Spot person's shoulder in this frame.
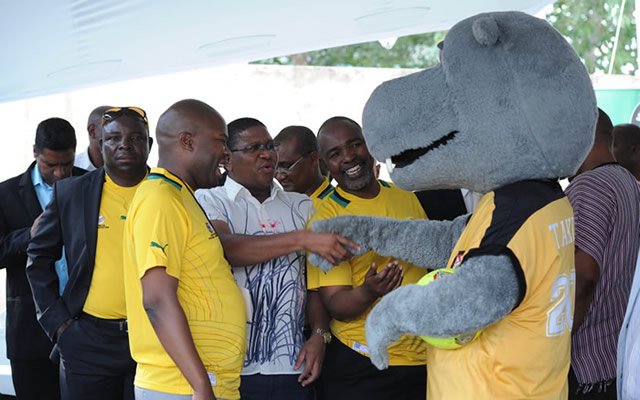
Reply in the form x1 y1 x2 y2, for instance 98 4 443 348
56 167 102 190
195 185 229 206
0 170 26 190
71 166 87 176
277 188 311 203
569 164 635 196
382 179 422 201
311 191 343 220
0 162 38 189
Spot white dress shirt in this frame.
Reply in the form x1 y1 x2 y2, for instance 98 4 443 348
195 177 313 375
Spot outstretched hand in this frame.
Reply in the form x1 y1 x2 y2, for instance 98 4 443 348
304 231 360 266
309 216 372 271
362 261 403 299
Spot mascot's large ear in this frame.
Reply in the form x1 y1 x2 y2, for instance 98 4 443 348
472 15 500 46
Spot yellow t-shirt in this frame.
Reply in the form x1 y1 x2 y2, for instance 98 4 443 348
427 180 574 400
84 172 145 319
123 168 246 399
307 179 334 290
307 180 428 366
309 178 334 210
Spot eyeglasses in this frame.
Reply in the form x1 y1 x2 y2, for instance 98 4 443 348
275 151 312 177
102 107 149 126
229 141 278 154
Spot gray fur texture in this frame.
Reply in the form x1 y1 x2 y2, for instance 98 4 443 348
363 11 596 193
309 214 468 272
365 255 519 369
309 11 597 374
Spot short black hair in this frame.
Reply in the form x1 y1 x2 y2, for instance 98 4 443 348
274 125 317 155
227 117 266 149
613 123 640 144
595 108 614 145
317 116 362 137
34 117 77 153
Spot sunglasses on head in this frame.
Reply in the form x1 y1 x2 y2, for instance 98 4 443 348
102 107 149 126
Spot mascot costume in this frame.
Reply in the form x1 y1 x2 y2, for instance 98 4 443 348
309 11 597 399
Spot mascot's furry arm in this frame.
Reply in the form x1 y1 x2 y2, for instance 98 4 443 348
309 215 522 369
365 254 519 369
308 214 469 272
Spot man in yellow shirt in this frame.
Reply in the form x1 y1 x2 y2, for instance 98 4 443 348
123 99 246 400
307 117 428 400
274 125 333 208
28 107 152 399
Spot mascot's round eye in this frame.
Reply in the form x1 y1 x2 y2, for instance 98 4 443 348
416 268 483 349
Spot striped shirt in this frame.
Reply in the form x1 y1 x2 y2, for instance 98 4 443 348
566 163 640 385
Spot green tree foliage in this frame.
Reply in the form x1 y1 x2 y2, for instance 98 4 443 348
254 31 446 69
546 0 637 74
255 1 638 75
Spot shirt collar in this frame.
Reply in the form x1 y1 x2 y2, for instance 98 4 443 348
224 176 281 202
31 163 51 190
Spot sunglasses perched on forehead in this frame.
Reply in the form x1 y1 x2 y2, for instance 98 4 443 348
102 107 149 126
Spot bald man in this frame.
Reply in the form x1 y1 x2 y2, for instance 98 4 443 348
74 105 112 171
613 123 640 180
123 99 246 400
28 107 152 400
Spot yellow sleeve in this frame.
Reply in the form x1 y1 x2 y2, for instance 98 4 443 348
129 188 189 281
307 258 354 289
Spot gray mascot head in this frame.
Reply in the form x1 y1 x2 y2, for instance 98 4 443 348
363 11 597 193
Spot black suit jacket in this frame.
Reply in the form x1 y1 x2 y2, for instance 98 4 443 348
26 168 104 341
0 162 85 359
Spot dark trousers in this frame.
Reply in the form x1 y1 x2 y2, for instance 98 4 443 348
569 366 617 400
57 314 136 400
240 373 312 400
10 358 60 400
322 339 426 400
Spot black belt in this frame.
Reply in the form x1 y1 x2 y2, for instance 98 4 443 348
79 312 128 333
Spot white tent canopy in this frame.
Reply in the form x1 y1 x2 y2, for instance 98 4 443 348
1 0 552 103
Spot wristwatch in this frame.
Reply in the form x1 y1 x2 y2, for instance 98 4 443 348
313 328 332 344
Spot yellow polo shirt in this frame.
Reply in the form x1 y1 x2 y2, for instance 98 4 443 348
83 172 145 319
123 168 246 399
307 180 429 366
309 178 334 210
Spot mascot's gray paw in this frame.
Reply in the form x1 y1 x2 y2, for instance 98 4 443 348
310 216 370 271
308 252 338 272
365 288 407 370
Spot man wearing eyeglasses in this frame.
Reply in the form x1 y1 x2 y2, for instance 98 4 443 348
27 107 152 400
274 125 334 208
196 118 356 400
0 117 84 400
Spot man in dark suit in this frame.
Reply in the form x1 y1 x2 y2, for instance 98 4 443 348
0 117 84 400
27 107 152 400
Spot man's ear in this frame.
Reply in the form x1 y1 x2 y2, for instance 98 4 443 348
32 145 38 159
88 124 97 140
148 137 154 152
310 151 319 165
179 132 194 151
225 154 234 173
